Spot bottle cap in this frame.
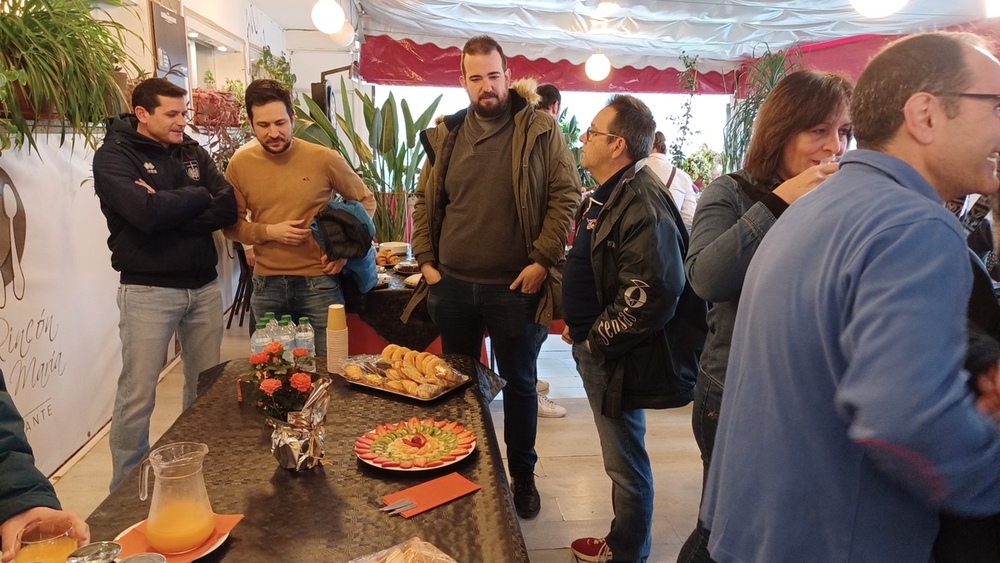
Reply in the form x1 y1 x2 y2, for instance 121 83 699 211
299 317 309 324
278 320 289 326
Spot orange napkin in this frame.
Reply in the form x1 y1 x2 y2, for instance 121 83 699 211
117 514 244 562
382 472 480 518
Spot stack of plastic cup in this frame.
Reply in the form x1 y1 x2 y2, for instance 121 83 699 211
326 304 349 374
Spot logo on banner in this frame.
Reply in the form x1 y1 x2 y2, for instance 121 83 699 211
184 160 200 181
0 167 26 307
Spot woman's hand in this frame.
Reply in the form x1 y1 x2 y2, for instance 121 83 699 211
772 162 840 205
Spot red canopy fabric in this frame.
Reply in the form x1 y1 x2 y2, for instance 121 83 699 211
358 34 737 95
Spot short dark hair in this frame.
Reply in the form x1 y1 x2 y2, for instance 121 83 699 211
245 78 294 122
537 84 561 111
852 32 989 150
462 35 508 77
652 131 667 154
131 78 186 114
606 94 655 161
744 70 853 180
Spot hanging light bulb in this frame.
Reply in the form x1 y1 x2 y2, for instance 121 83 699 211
329 22 356 48
586 51 611 81
850 0 908 18
311 0 346 34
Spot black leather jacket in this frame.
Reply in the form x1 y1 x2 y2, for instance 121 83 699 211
586 162 706 417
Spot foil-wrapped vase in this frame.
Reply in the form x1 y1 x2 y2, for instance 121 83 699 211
268 377 332 470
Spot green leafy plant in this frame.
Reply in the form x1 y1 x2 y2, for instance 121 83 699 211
560 110 596 190
679 144 722 191
669 52 699 168
190 79 251 173
295 77 442 243
0 0 141 155
253 46 295 90
722 47 801 172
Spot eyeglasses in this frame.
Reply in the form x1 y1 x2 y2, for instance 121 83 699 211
583 127 623 143
939 92 1000 116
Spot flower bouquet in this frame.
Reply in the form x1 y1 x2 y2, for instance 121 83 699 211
239 341 318 420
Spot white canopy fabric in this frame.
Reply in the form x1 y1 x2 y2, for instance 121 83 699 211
352 0 988 73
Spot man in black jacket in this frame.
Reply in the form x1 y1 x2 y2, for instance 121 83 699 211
562 95 704 562
93 78 236 491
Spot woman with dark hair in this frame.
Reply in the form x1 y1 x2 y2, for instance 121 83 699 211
677 69 853 562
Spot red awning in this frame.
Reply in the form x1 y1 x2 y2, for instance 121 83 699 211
358 34 737 95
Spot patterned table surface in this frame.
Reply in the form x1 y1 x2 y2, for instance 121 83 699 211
86 355 527 562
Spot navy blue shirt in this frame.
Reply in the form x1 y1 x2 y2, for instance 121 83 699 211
563 165 631 343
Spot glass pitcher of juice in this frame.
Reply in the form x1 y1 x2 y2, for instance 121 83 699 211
139 442 215 554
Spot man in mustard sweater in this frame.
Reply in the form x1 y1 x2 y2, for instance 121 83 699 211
224 79 375 355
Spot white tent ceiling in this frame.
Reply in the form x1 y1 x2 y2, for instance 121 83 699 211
253 0 991 73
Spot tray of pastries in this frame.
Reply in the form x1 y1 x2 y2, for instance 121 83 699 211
341 345 470 401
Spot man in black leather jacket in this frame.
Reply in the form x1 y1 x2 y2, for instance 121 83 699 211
562 95 706 563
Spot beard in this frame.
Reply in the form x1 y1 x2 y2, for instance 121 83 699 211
260 136 292 154
471 91 509 119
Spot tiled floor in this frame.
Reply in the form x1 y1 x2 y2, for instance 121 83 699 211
51 323 703 562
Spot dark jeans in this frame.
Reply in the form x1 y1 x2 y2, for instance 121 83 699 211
678 370 723 563
427 274 545 474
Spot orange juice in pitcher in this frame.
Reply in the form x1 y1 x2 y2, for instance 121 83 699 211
144 499 215 553
140 442 215 553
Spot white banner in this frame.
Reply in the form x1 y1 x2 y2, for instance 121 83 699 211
0 135 122 475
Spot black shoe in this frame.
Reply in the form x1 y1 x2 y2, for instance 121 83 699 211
511 470 540 519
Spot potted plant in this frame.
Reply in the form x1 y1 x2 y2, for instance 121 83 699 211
0 0 140 155
559 109 596 191
191 78 251 172
295 77 442 243
253 46 296 90
722 47 801 172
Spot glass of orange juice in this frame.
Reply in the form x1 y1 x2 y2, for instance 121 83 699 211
14 518 77 563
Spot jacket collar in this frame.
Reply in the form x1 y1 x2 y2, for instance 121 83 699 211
103 113 198 152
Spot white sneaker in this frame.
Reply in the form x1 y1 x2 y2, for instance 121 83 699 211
537 394 567 418
536 379 550 394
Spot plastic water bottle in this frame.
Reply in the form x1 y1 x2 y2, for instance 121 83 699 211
264 312 278 339
294 317 317 371
280 314 296 331
277 319 296 360
250 321 270 354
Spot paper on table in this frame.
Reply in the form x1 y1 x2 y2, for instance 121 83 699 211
116 514 244 563
382 472 480 518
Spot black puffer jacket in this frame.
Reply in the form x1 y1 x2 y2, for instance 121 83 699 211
93 115 236 288
587 162 707 418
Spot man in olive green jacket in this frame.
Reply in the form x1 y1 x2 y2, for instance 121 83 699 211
406 36 579 519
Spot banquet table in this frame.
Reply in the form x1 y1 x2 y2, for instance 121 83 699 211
85 355 529 562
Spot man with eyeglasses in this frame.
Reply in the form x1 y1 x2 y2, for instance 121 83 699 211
407 35 579 519
700 31 1000 562
562 95 705 562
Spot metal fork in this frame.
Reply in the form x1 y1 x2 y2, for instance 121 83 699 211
380 498 415 515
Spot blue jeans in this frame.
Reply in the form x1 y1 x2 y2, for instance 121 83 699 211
109 283 222 491
250 274 344 356
573 342 653 563
427 274 545 474
678 370 723 563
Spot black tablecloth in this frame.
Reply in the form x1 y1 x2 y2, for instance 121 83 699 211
344 273 441 352
86 356 527 562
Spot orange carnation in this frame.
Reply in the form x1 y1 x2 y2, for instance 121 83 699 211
290 372 313 393
293 347 308 358
263 341 283 356
249 352 269 365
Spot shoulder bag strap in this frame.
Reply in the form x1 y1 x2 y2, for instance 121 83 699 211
726 172 770 204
